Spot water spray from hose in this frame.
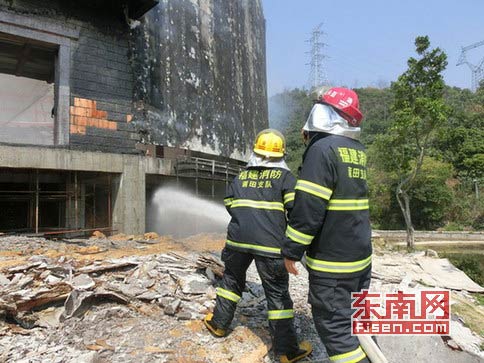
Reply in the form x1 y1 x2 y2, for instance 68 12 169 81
147 186 230 237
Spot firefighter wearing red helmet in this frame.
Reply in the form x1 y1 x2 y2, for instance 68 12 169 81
283 87 372 363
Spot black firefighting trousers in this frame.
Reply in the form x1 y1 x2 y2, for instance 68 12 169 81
211 247 299 356
309 267 372 363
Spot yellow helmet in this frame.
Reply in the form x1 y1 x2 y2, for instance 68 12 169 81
253 128 285 158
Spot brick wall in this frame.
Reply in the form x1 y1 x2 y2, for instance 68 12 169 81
68 10 140 154
0 0 140 154
70 97 128 134
0 0 268 158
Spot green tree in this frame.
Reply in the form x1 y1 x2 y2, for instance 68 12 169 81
356 87 394 145
436 84 484 180
409 157 454 229
375 36 449 249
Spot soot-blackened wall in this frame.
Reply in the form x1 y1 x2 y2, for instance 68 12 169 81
0 0 267 159
131 0 267 159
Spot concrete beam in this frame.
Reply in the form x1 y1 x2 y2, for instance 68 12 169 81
0 10 80 42
0 144 173 235
0 144 171 174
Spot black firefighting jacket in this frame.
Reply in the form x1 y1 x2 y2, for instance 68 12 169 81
282 134 372 278
224 167 296 258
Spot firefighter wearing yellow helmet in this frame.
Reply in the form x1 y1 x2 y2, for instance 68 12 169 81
253 128 286 157
204 129 313 363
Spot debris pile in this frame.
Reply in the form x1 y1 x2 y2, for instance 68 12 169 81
1 253 214 321
0 235 281 362
0 235 483 362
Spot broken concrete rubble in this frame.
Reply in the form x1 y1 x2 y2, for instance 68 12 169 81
0 235 483 362
69 274 95 291
62 289 129 320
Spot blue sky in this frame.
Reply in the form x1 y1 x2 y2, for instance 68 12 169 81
262 0 484 96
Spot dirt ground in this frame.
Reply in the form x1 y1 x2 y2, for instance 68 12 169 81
0 233 226 270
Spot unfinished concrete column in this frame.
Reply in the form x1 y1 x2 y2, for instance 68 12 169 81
112 156 146 235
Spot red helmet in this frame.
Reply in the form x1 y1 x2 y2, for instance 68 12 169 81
320 87 363 127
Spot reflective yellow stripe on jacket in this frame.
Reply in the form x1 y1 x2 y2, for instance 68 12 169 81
283 192 295 205
226 239 281 254
306 255 372 274
285 225 314 245
224 197 233 207
230 199 285 212
327 199 369 211
295 179 333 200
329 346 367 363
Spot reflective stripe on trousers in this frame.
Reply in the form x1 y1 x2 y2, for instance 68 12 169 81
329 346 367 363
216 287 241 303
267 309 294 320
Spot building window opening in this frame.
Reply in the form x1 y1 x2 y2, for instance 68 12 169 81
0 169 115 236
0 32 56 145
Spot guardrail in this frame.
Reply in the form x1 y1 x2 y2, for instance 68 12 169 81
175 156 243 182
372 230 484 241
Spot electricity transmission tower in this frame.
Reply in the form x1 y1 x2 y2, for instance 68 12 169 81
457 40 484 91
306 23 329 90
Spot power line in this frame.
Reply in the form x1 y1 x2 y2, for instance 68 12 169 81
457 40 484 91
306 23 329 90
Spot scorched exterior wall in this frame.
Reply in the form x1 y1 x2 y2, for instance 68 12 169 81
131 0 267 159
0 0 267 158
0 0 267 234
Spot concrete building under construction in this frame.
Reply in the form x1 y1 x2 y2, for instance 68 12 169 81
0 0 267 235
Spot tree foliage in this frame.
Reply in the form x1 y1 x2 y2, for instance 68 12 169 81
356 87 393 145
374 36 449 249
268 37 482 234
435 86 484 179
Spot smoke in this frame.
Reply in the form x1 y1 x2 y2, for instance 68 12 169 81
268 91 296 131
268 88 314 131
147 185 230 238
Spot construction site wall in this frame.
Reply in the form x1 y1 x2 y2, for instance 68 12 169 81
0 0 138 153
130 0 268 159
0 0 266 234
0 0 267 158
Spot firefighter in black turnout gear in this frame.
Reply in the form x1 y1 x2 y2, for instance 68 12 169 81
204 129 312 363
283 88 372 363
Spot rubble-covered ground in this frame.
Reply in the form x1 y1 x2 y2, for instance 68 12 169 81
0 233 483 363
